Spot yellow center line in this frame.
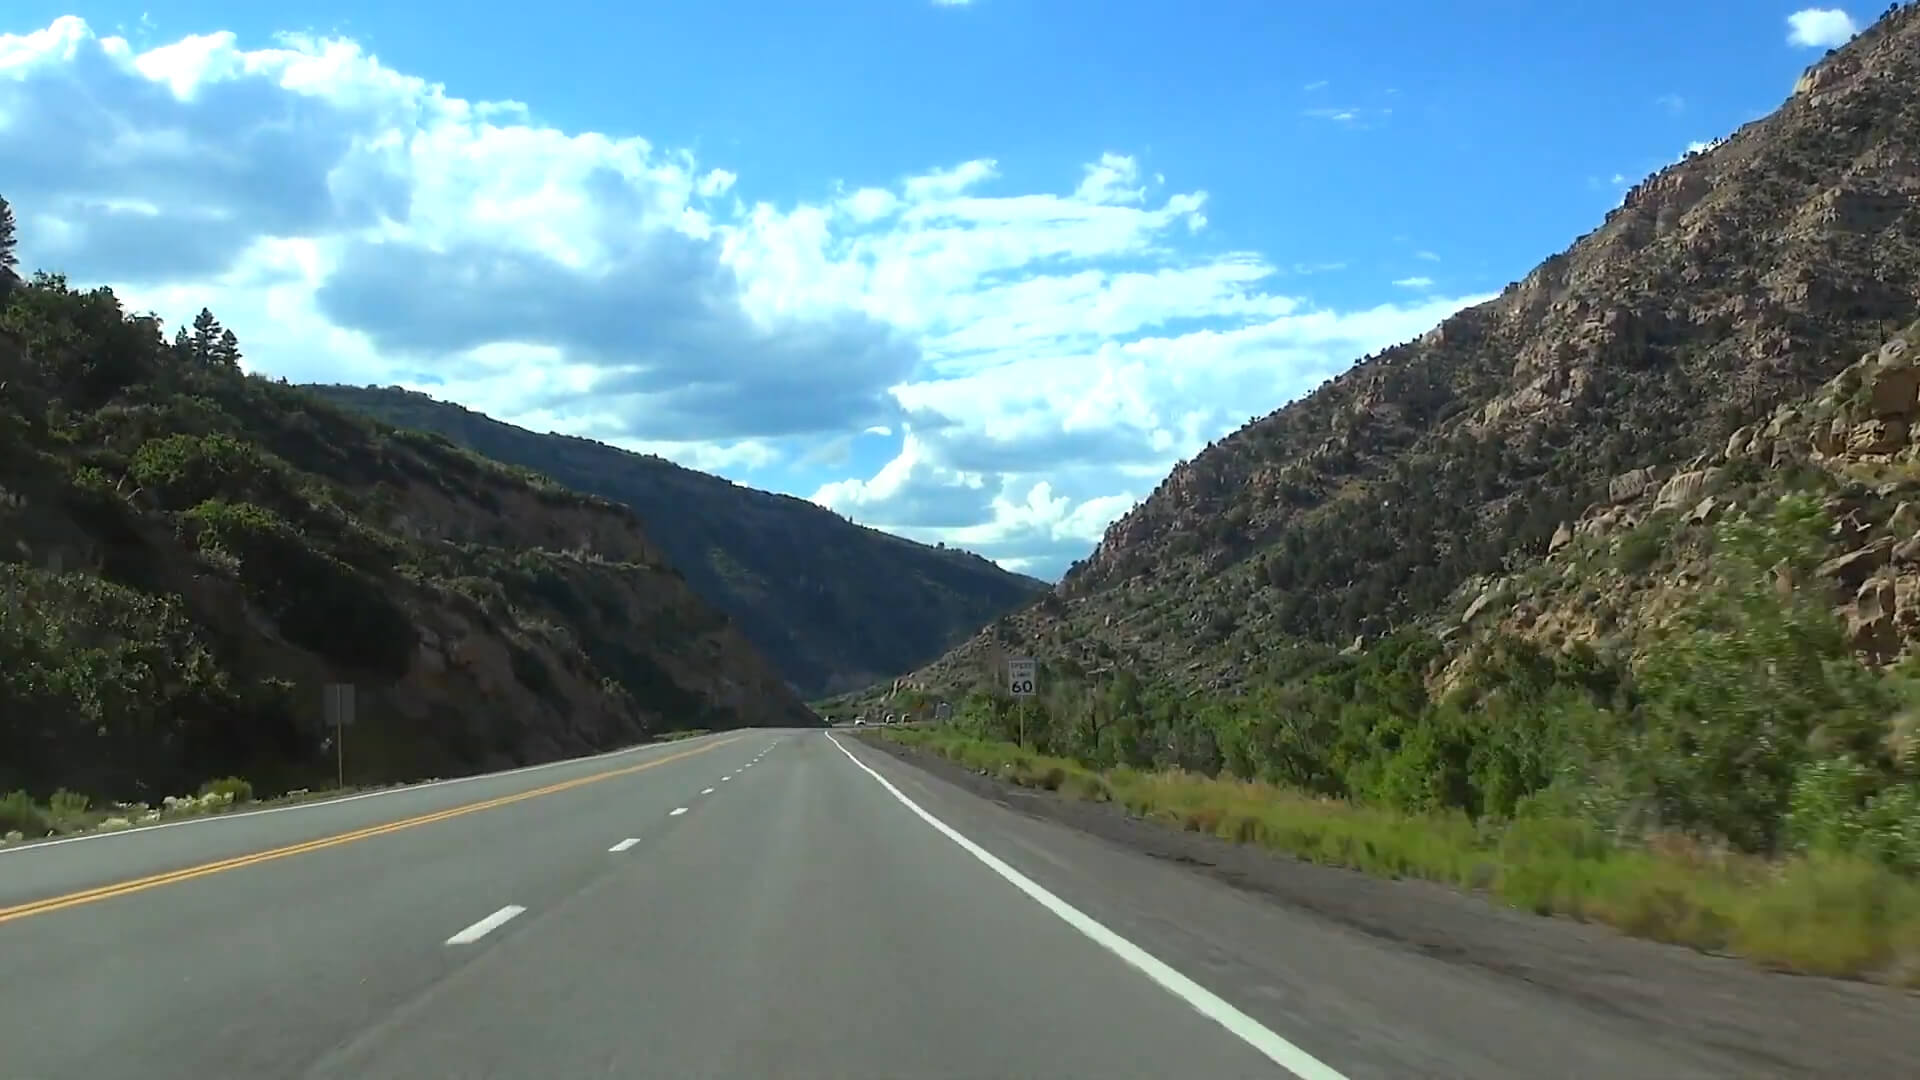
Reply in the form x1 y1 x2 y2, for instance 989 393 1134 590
0 736 740 926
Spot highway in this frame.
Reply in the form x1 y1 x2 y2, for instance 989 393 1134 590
0 729 1902 1078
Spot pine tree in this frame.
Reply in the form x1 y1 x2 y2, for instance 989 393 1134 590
0 195 16 273
172 326 192 359
213 327 241 369
190 308 221 363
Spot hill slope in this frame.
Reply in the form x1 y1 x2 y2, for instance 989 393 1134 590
0 271 813 804
901 4 1920 701
306 384 1048 698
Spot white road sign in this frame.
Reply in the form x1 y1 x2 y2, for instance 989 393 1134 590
1008 657 1036 698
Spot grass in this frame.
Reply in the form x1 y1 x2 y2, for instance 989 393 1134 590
871 727 1920 986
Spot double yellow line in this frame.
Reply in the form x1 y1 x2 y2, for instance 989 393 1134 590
0 736 738 926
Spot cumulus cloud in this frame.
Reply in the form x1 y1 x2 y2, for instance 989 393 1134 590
0 16 1487 580
1786 8 1859 48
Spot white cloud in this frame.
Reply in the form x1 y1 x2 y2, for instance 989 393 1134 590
1786 8 1859 47
0 16 1486 581
1302 79 1328 91
1301 104 1392 129
1392 276 1434 289
1678 138 1727 162
1414 250 1440 262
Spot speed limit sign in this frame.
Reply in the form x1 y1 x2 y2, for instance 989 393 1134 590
1008 657 1036 698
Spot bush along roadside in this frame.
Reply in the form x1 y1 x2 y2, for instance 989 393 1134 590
873 496 1920 985
0 775 258 843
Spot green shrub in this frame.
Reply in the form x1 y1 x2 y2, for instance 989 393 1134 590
130 432 282 511
198 776 254 804
0 790 48 835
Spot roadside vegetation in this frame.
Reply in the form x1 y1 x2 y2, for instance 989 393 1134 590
0 727 717 848
873 494 1920 984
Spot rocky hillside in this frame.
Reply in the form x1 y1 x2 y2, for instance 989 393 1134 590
306 384 1048 698
0 271 813 804
895 3 1920 701
1442 319 1920 680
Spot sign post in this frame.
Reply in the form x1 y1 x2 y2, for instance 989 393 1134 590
1008 657 1036 748
323 683 356 788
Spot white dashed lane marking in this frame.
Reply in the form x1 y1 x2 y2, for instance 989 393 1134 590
608 838 640 852
670 807 688 817
446 905 525 946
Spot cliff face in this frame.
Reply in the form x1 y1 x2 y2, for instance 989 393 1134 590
893 3 1920 701
0 277 812 802
309 384 1049 698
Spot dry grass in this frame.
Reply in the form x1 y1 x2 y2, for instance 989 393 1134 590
874 728 1920 986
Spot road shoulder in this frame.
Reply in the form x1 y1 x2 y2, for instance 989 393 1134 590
854 733 1920 1080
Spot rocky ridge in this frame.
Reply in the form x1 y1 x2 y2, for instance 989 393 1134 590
881 3 1920 705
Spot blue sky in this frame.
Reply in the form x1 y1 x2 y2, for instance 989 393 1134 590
0 2 1871 578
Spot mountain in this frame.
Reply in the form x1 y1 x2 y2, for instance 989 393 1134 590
898 4 1920 702
0 272 813 804
306 384 1049 698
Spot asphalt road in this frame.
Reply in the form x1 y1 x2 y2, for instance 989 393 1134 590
0 729 1852 1078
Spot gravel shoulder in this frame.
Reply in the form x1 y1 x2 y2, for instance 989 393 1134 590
860 734 1920 1080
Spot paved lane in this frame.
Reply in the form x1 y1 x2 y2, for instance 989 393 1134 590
0 731 750 910
5 729 1900 1078
299 732 1302 1080
0 731 771 1079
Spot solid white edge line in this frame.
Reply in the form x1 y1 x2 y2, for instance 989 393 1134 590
0 731 731 856
608 838 641 852
446 904 526 945
670 807 688 816
824 734 1349 1080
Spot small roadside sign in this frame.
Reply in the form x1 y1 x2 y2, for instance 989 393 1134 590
934 701 952 722
324 682 355 788
1008 657 1036 698
323 683 356 727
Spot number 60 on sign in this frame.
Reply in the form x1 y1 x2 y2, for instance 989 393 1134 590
1008 657 1037 698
